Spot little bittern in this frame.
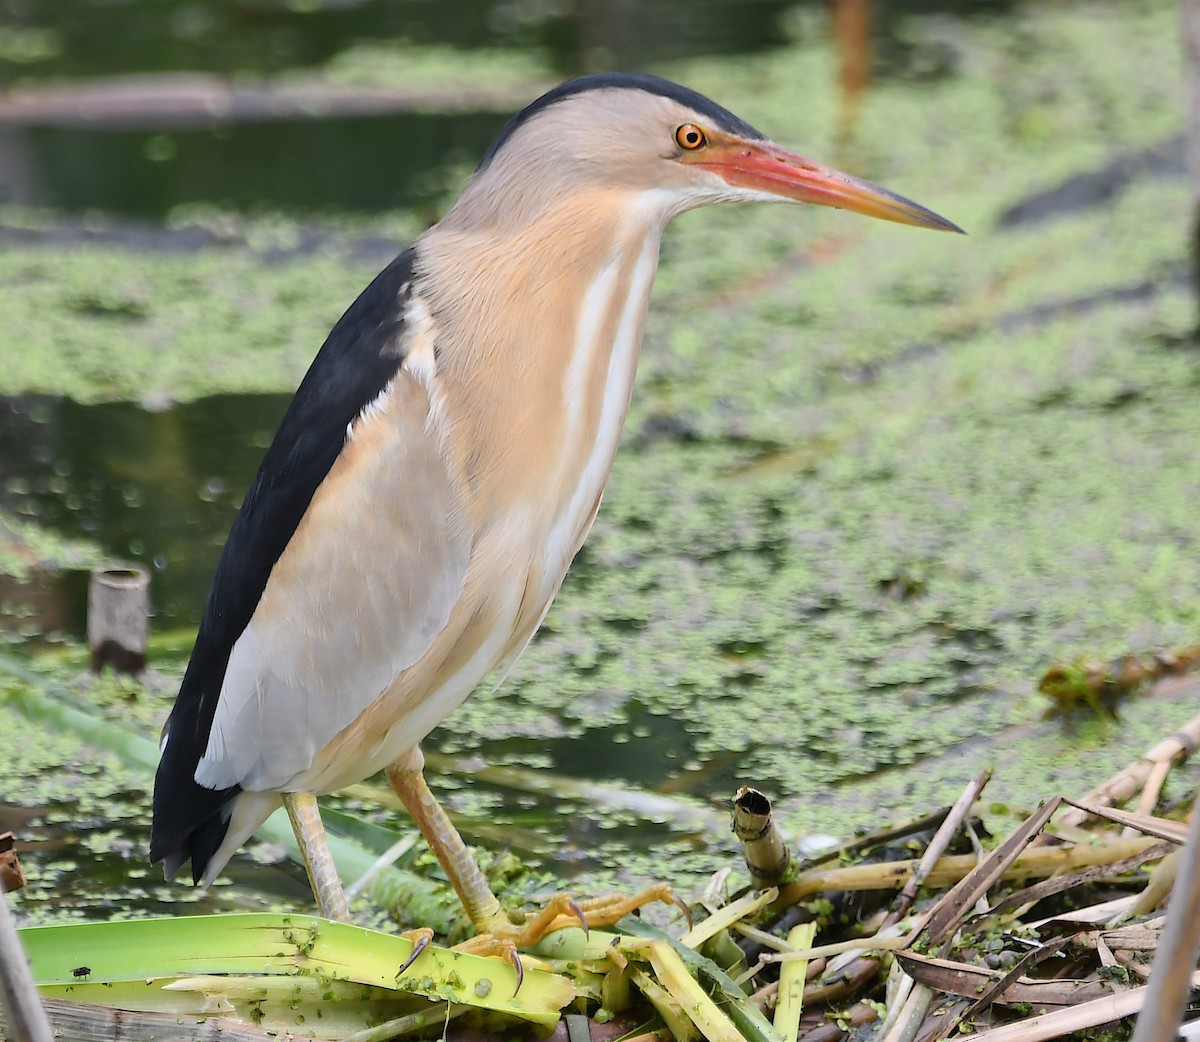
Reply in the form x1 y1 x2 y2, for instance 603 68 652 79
152 73 961 939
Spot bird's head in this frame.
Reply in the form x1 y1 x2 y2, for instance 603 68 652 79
447 73 963 235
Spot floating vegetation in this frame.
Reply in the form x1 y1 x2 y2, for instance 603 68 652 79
5 655 1200 1041
9 617 1196 1028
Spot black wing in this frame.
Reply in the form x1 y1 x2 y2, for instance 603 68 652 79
150 247 417 883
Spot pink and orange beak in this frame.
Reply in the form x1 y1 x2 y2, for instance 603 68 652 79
684 136 964 234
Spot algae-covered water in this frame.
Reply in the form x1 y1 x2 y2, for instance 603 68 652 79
4 0 1200 923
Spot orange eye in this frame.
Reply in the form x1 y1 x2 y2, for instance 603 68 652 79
675 123 707 151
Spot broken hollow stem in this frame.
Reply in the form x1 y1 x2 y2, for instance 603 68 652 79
732 787 792 889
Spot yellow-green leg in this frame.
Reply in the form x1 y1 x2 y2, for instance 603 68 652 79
385 748 680 949
385 752 508 935
283 791 351 923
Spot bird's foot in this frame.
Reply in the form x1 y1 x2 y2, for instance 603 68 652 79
397 927 435 977
467 882 686 951
397 925 536 992
457 885 684 992
397 887 684 992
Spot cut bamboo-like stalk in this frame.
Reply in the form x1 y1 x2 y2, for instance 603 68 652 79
731 787 792 889
87 564 150 674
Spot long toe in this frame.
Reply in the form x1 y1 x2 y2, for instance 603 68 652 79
471 885 683 951
572 883 688 930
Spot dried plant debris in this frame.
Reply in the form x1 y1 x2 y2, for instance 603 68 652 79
552 714 1200 1042
693 714 1200 1042
9 717 1200 1042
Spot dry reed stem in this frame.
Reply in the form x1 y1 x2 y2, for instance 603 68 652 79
775 835 1164 909
954 972 1200 1042
1057 715 1200 830
886 770 992 929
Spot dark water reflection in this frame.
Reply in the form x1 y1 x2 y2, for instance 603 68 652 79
20 112 514 219
0 0 1024 218
0 393 290 630
0 389 722 795
0 0 799 86
0 0 801 217
0 390 730 919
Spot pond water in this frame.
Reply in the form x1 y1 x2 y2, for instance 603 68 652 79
3 0 1200 927
0 387 739 921
0 387 748 808
1 392 291 630
0 2 832 915
0 0 1023 217
1 0 801 85
0 0 801 217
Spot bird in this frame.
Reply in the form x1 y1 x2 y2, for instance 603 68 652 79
151 72 962 945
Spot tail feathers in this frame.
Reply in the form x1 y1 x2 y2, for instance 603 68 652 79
155 807 234 886
155 790 285 889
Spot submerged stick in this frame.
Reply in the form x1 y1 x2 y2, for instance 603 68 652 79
731 787 791 889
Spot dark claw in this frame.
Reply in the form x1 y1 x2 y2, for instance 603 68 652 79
397 932 432 978
669 893 693 929
568 898 590 937
509 947 525 994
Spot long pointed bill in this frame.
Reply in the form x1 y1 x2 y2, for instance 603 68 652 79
692 140 964 234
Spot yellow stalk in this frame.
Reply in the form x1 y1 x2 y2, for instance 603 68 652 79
679 888 779 950
772 923 817 1042
626 939 746 1042
628 964 699 1042
602 948 633 1013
